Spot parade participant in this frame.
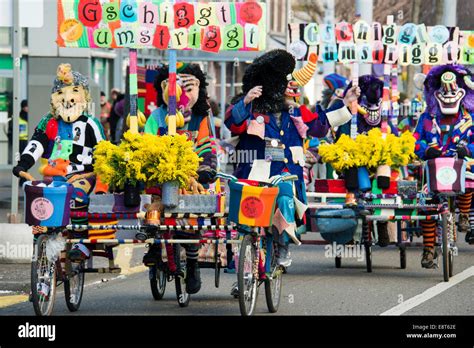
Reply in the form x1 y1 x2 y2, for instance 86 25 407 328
99 91 111 140
142 62 218 295
335 75 399 138
225 49 359 266
321 73 349 110
12 64 105 261
414 65 474 267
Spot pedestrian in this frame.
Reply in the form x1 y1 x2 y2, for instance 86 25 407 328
19 99 28 154
108 88 123 144
100 91 111 140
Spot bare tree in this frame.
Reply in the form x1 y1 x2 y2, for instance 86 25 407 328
292 0 325 22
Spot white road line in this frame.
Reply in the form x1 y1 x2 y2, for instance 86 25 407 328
380 266 474 316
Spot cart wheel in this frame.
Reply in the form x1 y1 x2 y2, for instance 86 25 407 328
265 239 282 313
31 234 57 316
174 244 190 307
238 234 258 316
335 255 342 268
64 259 85 312
149 265 166 300
365 243 372 273
399 247 407 269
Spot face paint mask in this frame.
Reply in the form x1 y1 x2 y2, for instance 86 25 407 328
435 71 466 115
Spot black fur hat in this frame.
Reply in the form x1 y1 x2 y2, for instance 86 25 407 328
242 49 296 113
153 63 210 117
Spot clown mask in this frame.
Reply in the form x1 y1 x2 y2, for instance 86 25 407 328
359 94 382 126
162 73 200 119
435 71 466 115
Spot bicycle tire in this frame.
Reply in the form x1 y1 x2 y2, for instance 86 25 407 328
64 259 85 312
174 244 190 307
149 265 166 300
31 234 57 316
238 234 258 316
264 238 282 313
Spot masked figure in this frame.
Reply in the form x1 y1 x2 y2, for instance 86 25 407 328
13 64 105 260
142 62 218 294
225 49 359 266
334 75 398 139
414 65 474 267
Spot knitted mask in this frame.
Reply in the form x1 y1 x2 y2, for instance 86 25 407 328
50 64 90 123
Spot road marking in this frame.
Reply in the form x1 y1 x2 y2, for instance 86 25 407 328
0 294 29 308
0 262 147 309
381 266 474 316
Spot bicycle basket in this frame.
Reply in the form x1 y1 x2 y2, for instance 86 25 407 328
425 158 466 196
228 180 279 227
24 180 73 227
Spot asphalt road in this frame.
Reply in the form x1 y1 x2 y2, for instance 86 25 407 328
1 234 473 316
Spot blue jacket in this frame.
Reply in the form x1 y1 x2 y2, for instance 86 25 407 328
224 98 349 200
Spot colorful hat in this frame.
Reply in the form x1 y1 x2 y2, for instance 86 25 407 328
324 73 349 92
52 64 89 93
292 53 318 86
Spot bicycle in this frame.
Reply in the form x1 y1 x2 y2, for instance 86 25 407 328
220 173 298 316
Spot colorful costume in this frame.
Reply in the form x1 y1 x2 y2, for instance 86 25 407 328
414 64 474 266
225 50 356 262
335 75 398 138
143 63 217 294
13 64 104 260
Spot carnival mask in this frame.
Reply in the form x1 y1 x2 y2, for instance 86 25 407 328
51 85 88 123
359 94 382 126
50 64 90 123
285 53 318 100
435 71 466 115
162 74 200 118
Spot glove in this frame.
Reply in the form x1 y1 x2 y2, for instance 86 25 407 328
456 146 471 159
197 166 217 184
425 147 442 160
12 165 26 178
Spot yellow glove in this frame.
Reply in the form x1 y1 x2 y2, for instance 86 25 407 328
126 110 147 128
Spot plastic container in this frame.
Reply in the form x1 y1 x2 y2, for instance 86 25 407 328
228 180 279 227
24 180 73 227
315 208 358 244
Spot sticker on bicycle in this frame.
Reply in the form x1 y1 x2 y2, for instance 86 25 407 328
436 167 458 186
241 197 264 218
31 197 54 221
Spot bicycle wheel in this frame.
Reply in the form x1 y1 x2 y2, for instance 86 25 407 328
149 265 166 300
264 238 282 313
174 244 190 307
238 234 258 316
64 259 85 312
31 234 57 316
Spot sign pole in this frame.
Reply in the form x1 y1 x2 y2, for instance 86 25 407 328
167 49 177 136
10 0 22 221
128 48 139 134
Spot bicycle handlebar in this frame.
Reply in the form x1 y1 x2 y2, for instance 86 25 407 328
19 171 35 181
